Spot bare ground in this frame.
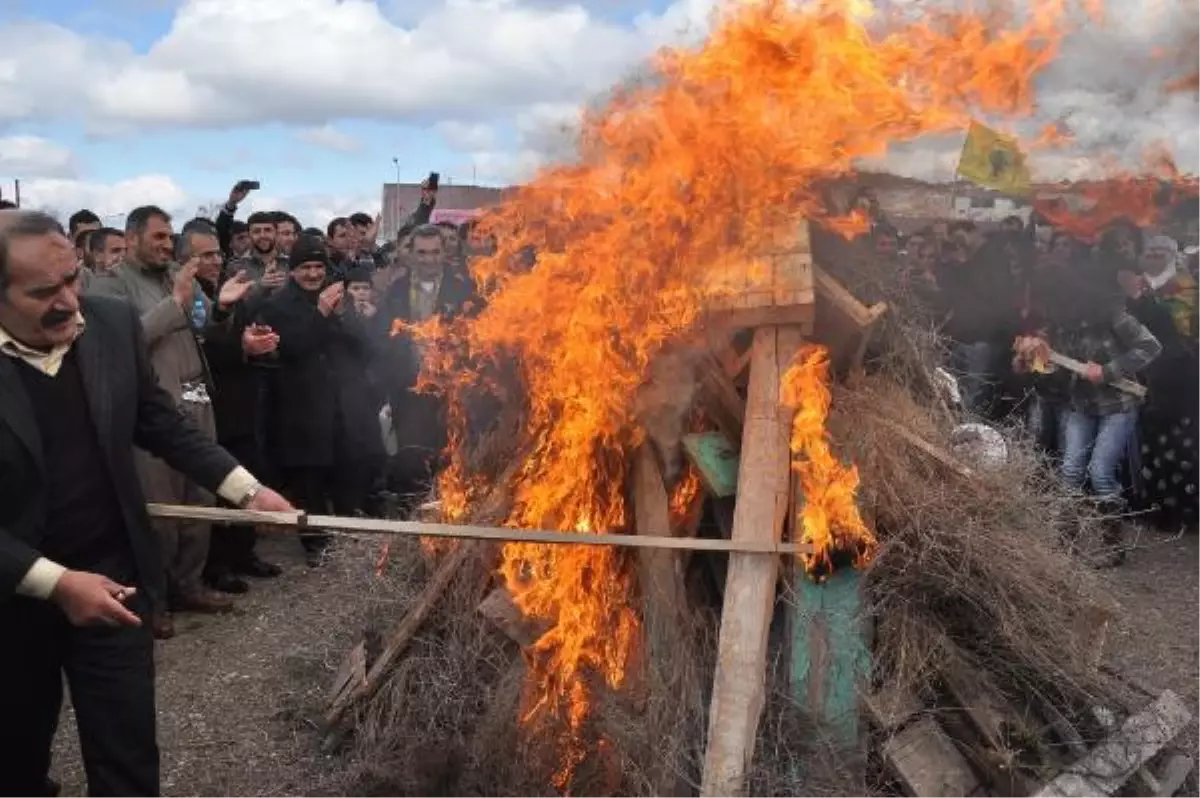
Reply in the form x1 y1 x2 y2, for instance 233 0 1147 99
1101 525 1200 755
50 526 1199 796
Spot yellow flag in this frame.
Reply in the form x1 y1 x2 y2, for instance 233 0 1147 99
956 122 1033 196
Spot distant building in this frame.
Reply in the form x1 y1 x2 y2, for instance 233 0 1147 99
380 183 507 241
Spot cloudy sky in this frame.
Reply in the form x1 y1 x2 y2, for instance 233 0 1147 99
0 0 1195 227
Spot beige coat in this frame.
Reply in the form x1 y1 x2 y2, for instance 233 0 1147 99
88 258 210 403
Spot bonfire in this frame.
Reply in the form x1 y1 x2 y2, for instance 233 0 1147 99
312 0 1198 795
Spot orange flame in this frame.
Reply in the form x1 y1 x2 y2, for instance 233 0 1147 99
414 0 1111 787
782 346 877 579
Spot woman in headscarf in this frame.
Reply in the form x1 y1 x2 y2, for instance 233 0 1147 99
1124 235 1199 531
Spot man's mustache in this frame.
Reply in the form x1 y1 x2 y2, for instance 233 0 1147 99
41 308 75 329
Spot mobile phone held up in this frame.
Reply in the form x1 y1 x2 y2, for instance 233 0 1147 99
426 172 440 191
235 179 260 193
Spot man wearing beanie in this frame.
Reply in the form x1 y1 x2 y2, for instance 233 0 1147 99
256 236 385 565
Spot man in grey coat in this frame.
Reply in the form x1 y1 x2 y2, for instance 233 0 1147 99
89 206 254 637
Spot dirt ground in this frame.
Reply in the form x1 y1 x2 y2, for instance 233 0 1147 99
1102 525 1200 739
50 526 1199 796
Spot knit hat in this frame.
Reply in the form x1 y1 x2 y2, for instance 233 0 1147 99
343 264 372 285
288 234 330 270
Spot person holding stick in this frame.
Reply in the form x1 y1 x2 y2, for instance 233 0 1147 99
0 210 294 796
1013 253 1161 566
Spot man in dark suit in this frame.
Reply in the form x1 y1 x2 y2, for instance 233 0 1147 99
380 224 479 513
0 210 295 795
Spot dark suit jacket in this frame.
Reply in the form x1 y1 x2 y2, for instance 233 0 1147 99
0 295 241 601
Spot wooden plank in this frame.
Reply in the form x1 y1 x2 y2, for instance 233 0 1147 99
938 656 1039 797
327 640 367 705
863 685 926 734
1035 691 1193 797
683 432 740 497
632 444 694 798
324 541 479 731
147 503 814 556
633 444 691 639
789 566 870 748
478 587 546 648
701 325 804 797
698 354 746 442
882 716 980 797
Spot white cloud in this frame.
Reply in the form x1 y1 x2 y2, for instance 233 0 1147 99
295 124 362 153
435 121 497 152
0 0 714 132
17 175 190 222
0 136 78 178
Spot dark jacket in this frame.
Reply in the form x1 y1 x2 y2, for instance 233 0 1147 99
0 295 240 599
379 264 480 455
935 248 1024 344
255 280 385 468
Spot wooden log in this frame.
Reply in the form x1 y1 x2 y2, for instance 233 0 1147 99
683 431 740 498
701 325 804 797
882 716 981 797
789 565 870 748
1034 690 1192 797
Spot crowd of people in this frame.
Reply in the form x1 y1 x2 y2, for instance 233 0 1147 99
862 194 1199 564
0 176 1195 795
0 177 483 795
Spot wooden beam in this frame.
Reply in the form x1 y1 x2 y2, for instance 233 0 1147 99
633 444 691 643
698 353 747 442
632 445 694 798
146 503 814 556
701 325 804 797
1034 690 1192 797
789 565 869 748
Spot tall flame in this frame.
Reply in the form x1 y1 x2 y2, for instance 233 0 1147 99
782 346 878 579
414 0 1138 787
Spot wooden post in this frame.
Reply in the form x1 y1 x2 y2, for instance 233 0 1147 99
701 325 803 797
788 565 869 748
633 444 691 649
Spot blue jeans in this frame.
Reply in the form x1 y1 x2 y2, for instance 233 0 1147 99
1058 408 1137 499
950 341 995 416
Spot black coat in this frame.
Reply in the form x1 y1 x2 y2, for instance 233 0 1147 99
255 280 385 469
379 265 479 453
0 295 240 600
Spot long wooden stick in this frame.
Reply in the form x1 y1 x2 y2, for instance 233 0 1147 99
146 503 814 556
1046 350 1147 399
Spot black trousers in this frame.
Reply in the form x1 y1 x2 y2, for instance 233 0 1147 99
206 434 262 573
0 595 158 796
282 462 376 552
